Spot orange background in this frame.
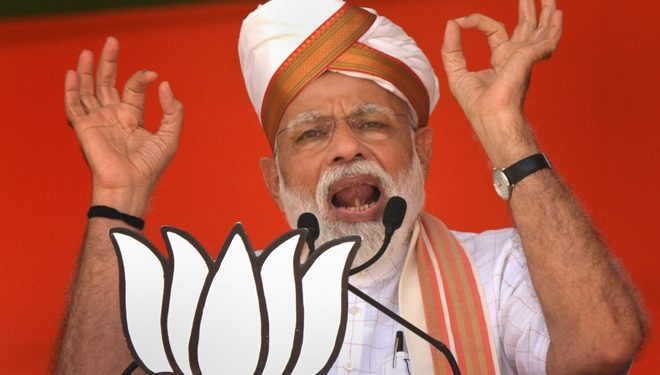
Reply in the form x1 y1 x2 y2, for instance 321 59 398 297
1 1 658 373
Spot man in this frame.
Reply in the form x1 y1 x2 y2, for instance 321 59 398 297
57 0 646 374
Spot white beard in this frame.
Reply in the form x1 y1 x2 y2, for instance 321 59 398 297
277 152 426 268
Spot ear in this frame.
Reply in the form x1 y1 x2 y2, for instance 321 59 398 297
260 156 284 210
413 127 433 177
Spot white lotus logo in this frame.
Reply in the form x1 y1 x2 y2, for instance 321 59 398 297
110 224 360 374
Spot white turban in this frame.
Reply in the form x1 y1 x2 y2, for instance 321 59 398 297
238 0 439 149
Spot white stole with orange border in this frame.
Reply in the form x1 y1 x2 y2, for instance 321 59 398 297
399 213 500 374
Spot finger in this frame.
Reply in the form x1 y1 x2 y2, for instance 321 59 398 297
538 0 557 28
506 9 562 79
541 10 563 57
157 81 184 150
77 50 101 110
455 14 509 52
64 70 86 122
441 20 468 85
529 9 562 61
511 0 538 42
96 36 121 106
121 70 158 112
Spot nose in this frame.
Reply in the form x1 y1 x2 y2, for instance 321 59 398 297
325 120 371 164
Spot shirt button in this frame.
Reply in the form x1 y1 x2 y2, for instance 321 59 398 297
345 361 354 370
349 306 360 315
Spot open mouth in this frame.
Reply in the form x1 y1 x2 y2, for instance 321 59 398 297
331 184 381 211
328 175 385 221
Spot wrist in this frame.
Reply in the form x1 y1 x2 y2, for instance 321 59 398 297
471 111 539 167
489 142 540 169
492 153 552 201
91 185 152 217
87 205 145 230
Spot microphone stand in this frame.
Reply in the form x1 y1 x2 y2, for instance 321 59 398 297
346 284 461 375
348 231 391 275
301 196 462 375
350 195 404 275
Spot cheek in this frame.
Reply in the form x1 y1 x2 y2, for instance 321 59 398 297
278 153 322 193
373 140 416 178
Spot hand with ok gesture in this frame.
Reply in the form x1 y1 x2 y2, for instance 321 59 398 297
65 37 183 217
442 0 562 167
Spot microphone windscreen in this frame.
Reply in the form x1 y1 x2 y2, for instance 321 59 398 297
383 196 407 232
297 212 320 240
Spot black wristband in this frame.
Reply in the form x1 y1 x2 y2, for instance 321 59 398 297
87 205 145 230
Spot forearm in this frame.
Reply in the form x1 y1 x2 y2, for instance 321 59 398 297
441 1 645 371
55 218 133 374
56 189 149 374
508 154 646 374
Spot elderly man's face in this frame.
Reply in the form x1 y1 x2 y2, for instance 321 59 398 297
260 72 432 259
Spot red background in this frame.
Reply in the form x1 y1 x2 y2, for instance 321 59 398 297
1 1 658 373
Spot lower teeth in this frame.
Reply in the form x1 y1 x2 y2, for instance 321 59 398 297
343 201 375 212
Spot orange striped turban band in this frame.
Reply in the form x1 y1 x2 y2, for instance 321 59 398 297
238 0 439 150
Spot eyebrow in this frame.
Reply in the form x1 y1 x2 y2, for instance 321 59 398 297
287 103 398 127
286 110 322 129
354 103 397 117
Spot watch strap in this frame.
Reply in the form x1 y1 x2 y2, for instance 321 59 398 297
504 153 551 185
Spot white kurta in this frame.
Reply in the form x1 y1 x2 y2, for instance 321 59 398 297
328 227 550 375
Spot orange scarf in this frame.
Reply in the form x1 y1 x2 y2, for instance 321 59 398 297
399 213 500 374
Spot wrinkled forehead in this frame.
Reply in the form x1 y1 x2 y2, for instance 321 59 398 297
287 103 402 125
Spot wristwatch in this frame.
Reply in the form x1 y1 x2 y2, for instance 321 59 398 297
492 153 551 200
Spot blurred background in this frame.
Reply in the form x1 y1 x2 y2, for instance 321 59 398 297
1 0 658 373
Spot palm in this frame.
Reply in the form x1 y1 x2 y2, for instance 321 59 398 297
75 103 170 189
65 37 183 198
454 45 529 121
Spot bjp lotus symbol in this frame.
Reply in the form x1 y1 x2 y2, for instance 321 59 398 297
110 224 359 374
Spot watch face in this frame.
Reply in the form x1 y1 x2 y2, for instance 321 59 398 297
492 169 511 200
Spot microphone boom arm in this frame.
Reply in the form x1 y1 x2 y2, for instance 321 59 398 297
347 283 461 375
297 197 461 374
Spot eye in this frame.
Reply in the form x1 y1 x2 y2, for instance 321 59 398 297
295 128 328 143
356 121 389 131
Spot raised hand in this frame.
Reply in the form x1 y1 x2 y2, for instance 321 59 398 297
65 37 183 216
441 0 562 167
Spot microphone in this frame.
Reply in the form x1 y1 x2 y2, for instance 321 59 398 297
382 196 407 236
297 212 320 254
349 196 407 275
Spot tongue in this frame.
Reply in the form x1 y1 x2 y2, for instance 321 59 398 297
333 184 376 208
